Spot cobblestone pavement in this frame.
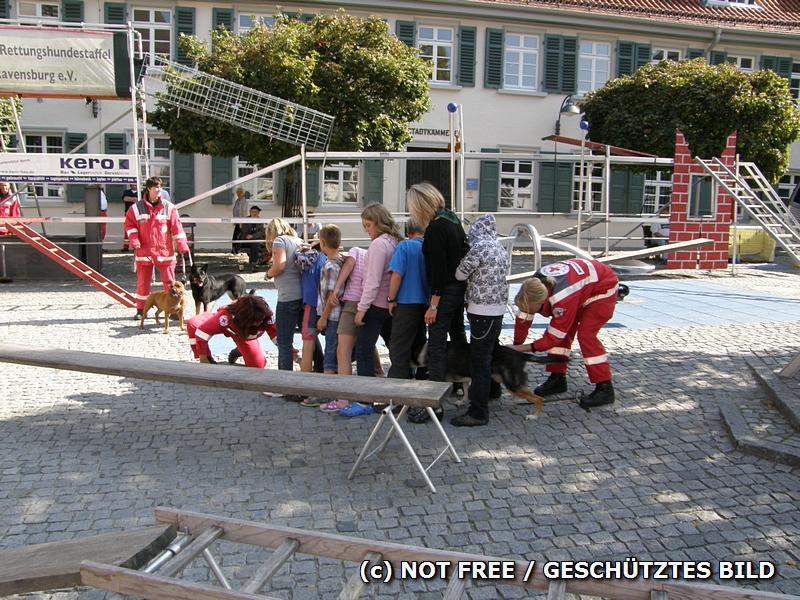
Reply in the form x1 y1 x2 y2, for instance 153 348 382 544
0 250 799 599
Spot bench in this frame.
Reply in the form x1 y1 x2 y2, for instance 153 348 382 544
0 342 457 492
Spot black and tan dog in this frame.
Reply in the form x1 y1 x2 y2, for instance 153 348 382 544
413 341 568 418
189 263 247 314
139 280 186 334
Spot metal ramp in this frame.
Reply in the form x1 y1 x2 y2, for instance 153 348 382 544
5 221 136 308
141 57 335 151
545 215 606 239
695 157 800 265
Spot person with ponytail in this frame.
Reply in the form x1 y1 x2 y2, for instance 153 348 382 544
511 258 619 408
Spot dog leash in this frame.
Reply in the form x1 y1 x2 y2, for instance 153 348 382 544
180 251 193 283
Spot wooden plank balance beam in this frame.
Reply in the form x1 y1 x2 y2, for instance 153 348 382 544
0 343 458 492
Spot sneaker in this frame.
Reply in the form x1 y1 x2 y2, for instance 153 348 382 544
285 394 308 403
320 399 349 413
450 413 488 427
534 373 568 397
451 382 464 397
134 309 143 321
580 380 616 408
301 397 325 407
407 406 444 424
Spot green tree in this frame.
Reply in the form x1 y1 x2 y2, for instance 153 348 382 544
580 58 800 182
149 10 432 167
0 98 22 152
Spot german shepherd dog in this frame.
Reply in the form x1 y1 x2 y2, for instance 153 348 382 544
189 263 247 314
413 341 568 418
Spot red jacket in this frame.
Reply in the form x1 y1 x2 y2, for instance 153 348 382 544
192 305 277 357
124 199 190 262
0 193 21 236
532 259 618 352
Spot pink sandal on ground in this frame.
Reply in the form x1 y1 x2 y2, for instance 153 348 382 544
320 399 349 413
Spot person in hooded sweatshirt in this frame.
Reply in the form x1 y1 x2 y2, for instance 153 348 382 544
450 213 509 427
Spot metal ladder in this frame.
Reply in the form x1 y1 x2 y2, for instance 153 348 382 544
695 156 800 265
5 221 136 308
546 215 606 239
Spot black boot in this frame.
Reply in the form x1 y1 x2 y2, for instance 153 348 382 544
580 380 615 408
534 373 567 396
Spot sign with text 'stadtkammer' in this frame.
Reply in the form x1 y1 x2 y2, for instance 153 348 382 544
0 153 138 183
0 26 122 99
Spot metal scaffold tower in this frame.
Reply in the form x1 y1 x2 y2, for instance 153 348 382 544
141 57 335 151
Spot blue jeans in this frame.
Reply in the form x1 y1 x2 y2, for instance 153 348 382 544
466 313 504 421
427 281 466 382
322 318 339 372
355 305 391 377
276 298 303 371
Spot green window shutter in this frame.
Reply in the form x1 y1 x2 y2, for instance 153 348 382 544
362 160 384 204
478 148 500 212
65 133 87 203
543 35 563 93
634 44 651 71
484 28 504 89
609 170 628 213
760 55 776 71
561 36 578 94
396 20 416 47
173 153 195 203
104 2 125 23
711 51 728 65
301 13 316 22
0 0 8 19
62 0 83 22
776 56 792 79
687 48 705 60
457 26 477 87
212 8 234 31
538 162 571 213
305 166 320 208
627 173 645 215
211 157 233 205
616 41 635 77
274 168 285 206
174 7 195 67
104 134 127 203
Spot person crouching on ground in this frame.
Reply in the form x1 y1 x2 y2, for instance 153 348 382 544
510 258 619 408
187 294 275 368
450 213 509 427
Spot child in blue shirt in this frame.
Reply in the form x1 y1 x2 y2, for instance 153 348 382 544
295 241 326 385
387 219 430 380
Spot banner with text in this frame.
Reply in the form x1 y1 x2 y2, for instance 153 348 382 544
0 153 137 183
0 26 119 98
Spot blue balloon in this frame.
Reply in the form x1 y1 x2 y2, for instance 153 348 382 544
446 102 459 113
580 120 590 130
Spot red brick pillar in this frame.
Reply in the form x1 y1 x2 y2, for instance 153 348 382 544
667 130 736 270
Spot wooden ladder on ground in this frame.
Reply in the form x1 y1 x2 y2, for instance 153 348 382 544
5 221 136 308
695 157 800 265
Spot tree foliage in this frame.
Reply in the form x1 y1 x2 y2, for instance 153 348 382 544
0 98 22 151
149 10 433 166
580 59 800 182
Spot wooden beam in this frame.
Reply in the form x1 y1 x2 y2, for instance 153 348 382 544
80 561 278 600
240 538 300 594
0 343 451 407
338 551 381 600
0 525 175 597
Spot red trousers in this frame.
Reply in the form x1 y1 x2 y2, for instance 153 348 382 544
186 312 266 369
515 295 616 383
134 260 175 310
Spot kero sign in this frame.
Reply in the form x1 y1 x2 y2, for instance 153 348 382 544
0 26 124 98
0 153 138 183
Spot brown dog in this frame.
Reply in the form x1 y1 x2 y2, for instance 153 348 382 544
139 281 186 334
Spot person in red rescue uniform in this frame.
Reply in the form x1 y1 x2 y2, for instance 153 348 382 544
511 258 619 408
187 294 276 368
124 176 191 319
0 181 21 236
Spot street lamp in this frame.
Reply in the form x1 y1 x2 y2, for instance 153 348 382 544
554 94 580 136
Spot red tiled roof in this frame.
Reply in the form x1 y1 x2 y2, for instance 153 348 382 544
476 0 800 33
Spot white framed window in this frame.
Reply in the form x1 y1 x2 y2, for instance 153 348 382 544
727 55 755 72
17 1 59 20
643 171 673 214
237 14 274 34
24 134 63 199
578 42 610 95
500 160 533 210
323 163 358 204
418 26 453 84
133 8 171 67
791 63 800 99
572 163 604 212
652 49 681 64
139 136 172 193
777 173 800 204
504 34 538 91
237 160 274 204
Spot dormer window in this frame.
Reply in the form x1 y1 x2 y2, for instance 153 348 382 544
703 0 761 9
